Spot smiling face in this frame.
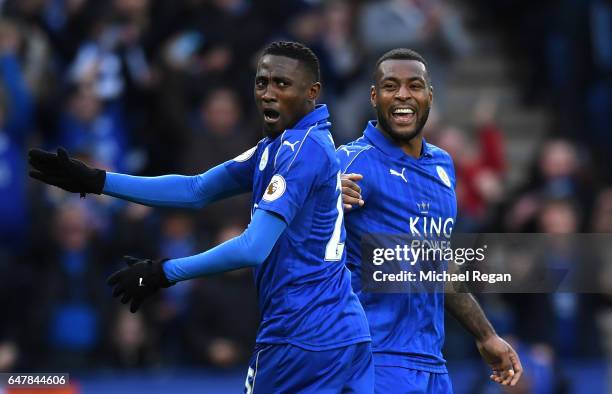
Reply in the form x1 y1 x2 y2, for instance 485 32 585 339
371 59 433 143
254 54 320 137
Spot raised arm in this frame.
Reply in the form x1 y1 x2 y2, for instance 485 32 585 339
29 147 251 208
106 209 286 312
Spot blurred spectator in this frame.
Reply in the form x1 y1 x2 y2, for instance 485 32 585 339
0 18 34 252
180 87 252 173
106 306 157 368
504 139 595 232
591 188 612 233
53 83 130 172
474 0 611 183
434 100 506 232
0 242 36 372
184 223 258 368
67 0 153 102
111 202 159 258
179 87 253 232
321 0 362 96
318 0 364 143
30 200 110 369
0 340 18 372
156 212 199 340
360 0 471 110
160 0 268 106
504 199 601 359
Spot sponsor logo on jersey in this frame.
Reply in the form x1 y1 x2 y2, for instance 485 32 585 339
389 167 407 183
417 201 430 215
436 166 451 188
259 146 269 171
262 174 286 202
282 140 300 152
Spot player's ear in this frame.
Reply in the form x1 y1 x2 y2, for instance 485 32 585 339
429 84 434 103
309 82 321 101
370 85 377 108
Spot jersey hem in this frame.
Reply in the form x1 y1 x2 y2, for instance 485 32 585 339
256 205 291 225
256 335 371 352
373 352 448 374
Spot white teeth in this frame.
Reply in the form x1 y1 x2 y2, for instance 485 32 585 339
393 108 414 114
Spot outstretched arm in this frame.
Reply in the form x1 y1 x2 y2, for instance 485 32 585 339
445 292 523 386
29 148 251 208
107 209 286 312
104 163 248 209
163 209 286 281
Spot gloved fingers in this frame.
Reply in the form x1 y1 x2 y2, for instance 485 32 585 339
123 256 141 266
120 293 132 304
106 270 123 286
29 171 67 187
28 148 56 163
56 147 71 163
28 150 63 173
56 147 77 175
29 170 48 182
130 297 144 313
112 285 125 298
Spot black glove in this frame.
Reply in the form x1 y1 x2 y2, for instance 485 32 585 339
28 147 106 197
106 256 175 313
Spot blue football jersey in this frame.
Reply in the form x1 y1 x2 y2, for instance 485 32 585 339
337 121 457 373
224 105 370 351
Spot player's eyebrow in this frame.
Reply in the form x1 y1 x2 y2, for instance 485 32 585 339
380 76 400 84
405 76 426 83
272 76 292 84
380 75 426 84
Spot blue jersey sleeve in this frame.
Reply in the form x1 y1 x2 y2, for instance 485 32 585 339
163 209 286 282
256 137 328 224
223 145 259 189
103 161 249 209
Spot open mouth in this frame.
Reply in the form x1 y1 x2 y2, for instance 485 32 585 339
263 109 281 123
391 107 416 125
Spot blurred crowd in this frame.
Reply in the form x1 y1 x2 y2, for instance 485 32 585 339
0 0 610 392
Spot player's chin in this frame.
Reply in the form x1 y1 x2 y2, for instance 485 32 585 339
262 123 283 138
390 126 419 141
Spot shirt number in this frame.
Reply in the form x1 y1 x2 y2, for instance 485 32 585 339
325 171 345 261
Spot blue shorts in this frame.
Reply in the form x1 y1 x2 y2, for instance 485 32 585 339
374 365 453 394
244 342 373 393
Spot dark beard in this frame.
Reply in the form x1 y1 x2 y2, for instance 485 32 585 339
261 121 286 138
262 126 279 138
260 113 305 139
376 105 430 144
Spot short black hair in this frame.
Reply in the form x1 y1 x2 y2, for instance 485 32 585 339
374 48 430 83
260 41 321 83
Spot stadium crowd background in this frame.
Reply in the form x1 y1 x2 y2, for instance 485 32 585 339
0 0 610 393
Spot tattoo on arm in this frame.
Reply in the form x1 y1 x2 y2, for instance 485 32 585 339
445 292 496 341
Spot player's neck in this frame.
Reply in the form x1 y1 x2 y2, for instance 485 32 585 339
398 137 423 159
